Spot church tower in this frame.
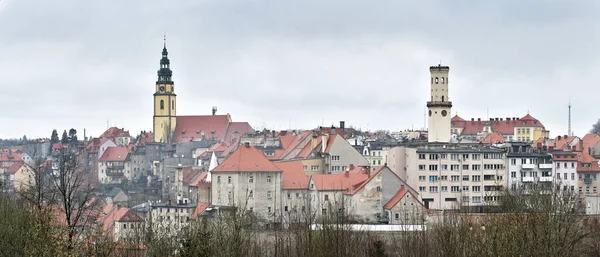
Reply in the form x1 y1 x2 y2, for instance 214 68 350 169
427 64 452 143
153 37 177 143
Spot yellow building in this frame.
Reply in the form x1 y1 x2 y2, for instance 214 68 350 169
153 40 177 143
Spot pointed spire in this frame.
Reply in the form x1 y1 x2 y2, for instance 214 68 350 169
163 33 166 49
157 35 173 84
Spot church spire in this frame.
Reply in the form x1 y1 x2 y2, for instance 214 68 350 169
157 35 173 84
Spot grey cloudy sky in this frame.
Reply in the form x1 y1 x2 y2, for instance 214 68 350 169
0 0 598 139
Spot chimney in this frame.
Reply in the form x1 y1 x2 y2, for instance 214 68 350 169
212 106 217 115
478 118 481 122
558 135 562 140
549 146 554 152
349 164 355 170
500 118 503 121
340 121 346 135
572 146 576 151
311 131 318 150
471 118 475 122
331 125 336 135
543 145 547 151
345 169 349 177
322 133 329 153
244 142 250 148
400 185 405 191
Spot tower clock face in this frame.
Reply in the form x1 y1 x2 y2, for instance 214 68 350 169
159 86 165 92
441 110 448 117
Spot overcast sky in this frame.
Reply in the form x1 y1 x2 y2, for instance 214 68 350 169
0 0 598 139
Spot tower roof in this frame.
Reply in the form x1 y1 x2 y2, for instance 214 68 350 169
157 36 173 84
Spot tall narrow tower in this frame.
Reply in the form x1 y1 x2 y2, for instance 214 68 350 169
568 101 572 136
427 65 452 143
153 37 177 143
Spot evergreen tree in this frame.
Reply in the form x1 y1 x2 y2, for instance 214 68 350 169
22 135 28 143
68 128 77 143
61 130 68 144
50 129 59 144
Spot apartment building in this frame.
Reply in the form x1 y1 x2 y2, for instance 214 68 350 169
404 145 507 211
506 142 553 191
551 151 578 191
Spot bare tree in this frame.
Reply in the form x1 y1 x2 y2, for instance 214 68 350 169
591 119 600 134
51 146 99 251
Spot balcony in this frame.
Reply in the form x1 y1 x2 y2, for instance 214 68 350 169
106 171 124 177
539 177 553 182
106 165 125 170
585 178 593 184
521 177 535 182
539 164 553 169
521 164 535 169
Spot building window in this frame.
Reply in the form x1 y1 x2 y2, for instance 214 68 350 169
287 193 291 199
441 186 448 191
331 166 341 172
429 176 438 182
267 176 272 183
322 209 327 215
376 186 381 192
248 190 253 198
419 186 426 192
418 165 426 171
249 176 253 183
217 176 221 183
429 186 438 193
311 165 319 171
395 213 399 220
435 77 439 84
228 176 232 184
419 176 426 181
331 155 340 161
462 175 469 181
472 186 481 192
268 207 272 213
303 165 308 171
285 206 288 212
418 154 426 159
324 195 329 201
267 191 272 199
160 100 164 110
376 200 381 206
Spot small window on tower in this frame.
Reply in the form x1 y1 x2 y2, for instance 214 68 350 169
435 77 439 84
441 77 445 84
172 100 174 109
160 100 164 110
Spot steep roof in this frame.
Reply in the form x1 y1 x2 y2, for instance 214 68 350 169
98 146 130 162
273 161 310 189
107 187 123 198
577 152 600 173
6 162 23 174
192 202 211 219
583 134 600 152
211 143 282 173
101 127 131 138
552 135 579 150
383 189 408 209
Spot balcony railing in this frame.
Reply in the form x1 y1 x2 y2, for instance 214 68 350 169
521 177 535 182
106 165 125 170
585 178 593 184
539 164 553 169
521 164 535 169
539 177 553 182
106 171 125 177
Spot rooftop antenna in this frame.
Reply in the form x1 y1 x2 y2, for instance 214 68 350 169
568 99 572 136
163 33 167 48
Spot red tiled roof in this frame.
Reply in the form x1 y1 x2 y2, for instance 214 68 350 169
311 166 370 191
383 189 408 209
273 161 310 189
174 115 254 143
98 146 130 162
452 114 544 135
480 132 505 144
189 172 208 187
552 135 579 150
212 144 282 173
192 202 211 219
7 162 23 174
101 127 131 138
583 134 600 152
182 167 202 185
552 152 578 161
451 115 465 122
577 152 600 173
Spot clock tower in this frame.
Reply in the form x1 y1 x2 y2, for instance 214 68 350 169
153 38 177 143
427 64 452 143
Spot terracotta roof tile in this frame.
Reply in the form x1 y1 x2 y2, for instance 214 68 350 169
311 166 370 191
577 152 600 173
101 127 131 138
273 161 310 189
192 202 211 219
480 132 505 144
212 143 282 173
98 146 130 162
452 114 544 135
383 189 408 209
6 162 23 174
174 115 254 143
583 134 600 152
